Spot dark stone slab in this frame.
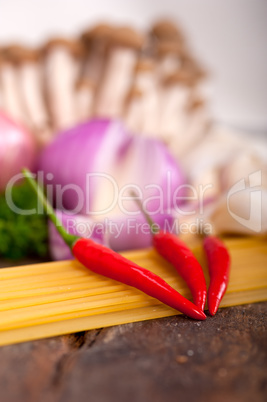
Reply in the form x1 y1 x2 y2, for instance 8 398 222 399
0 303 266 402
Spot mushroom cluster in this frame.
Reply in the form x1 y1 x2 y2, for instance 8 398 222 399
0 19 209 155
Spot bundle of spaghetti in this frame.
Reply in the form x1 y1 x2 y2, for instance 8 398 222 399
0 236 266 346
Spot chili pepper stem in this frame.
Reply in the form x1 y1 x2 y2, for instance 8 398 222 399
22 168 79 249
130 191 159 235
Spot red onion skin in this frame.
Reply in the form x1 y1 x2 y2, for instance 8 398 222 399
39 119 185 212
39 119 126 211
112 134 186 214
0 111 36 191
108 212 176 251
39 118 185 252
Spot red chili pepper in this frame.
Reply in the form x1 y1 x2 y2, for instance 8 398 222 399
23 169 206 321
73 238 206 320
132 195 207 311
152 232 207 311
203 236 231 316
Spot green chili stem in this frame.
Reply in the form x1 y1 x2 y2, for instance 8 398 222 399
130 191 159 235
22 168 78 249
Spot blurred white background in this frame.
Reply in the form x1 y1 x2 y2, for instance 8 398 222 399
0 0 266 132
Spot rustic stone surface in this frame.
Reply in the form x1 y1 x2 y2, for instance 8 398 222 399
0 303 266 402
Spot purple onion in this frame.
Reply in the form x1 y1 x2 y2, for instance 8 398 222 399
108 212 176 251
39 119 126 212
0 111 36 191
39 118 185 254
